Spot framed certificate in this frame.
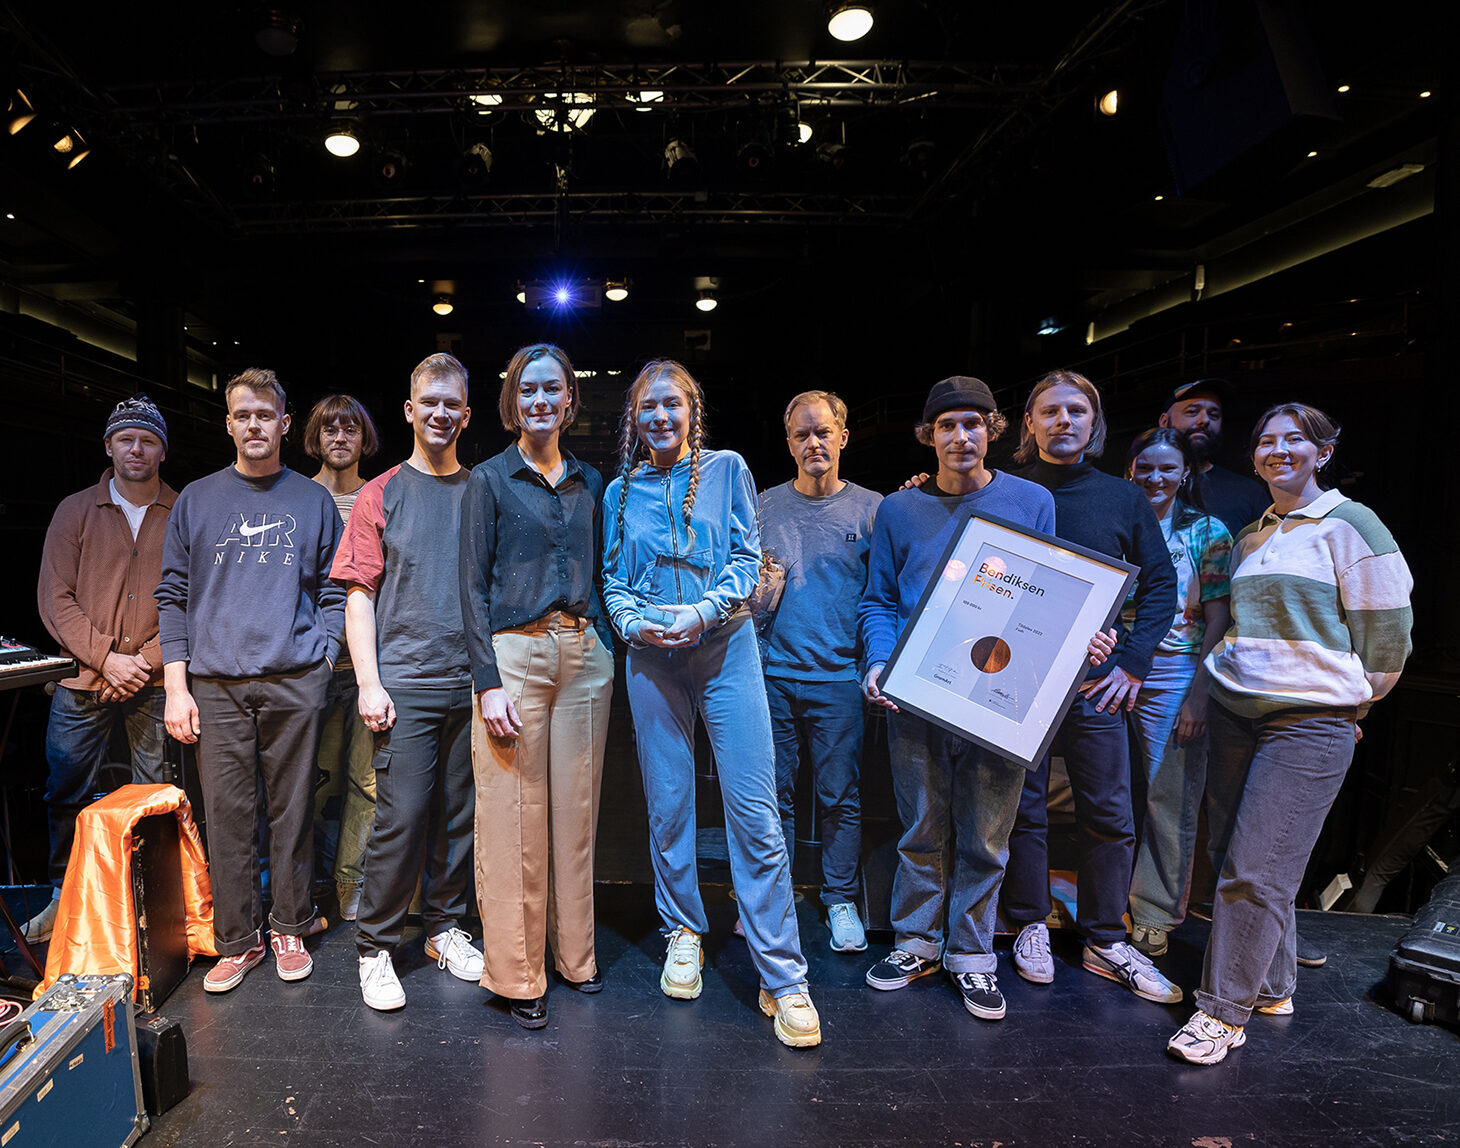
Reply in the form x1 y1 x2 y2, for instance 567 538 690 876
880 512 1138 770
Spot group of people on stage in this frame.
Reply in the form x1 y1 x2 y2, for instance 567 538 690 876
32 349 1411 1061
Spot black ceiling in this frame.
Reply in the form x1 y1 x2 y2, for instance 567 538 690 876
0 0 1442 383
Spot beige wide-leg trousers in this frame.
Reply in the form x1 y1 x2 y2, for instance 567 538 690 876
471 613 614 998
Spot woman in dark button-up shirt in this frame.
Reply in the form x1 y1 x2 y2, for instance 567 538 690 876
458 343 615 1030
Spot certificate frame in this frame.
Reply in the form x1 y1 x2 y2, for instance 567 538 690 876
880 511 1138 770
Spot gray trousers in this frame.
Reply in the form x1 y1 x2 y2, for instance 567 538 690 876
1196 700 1355 1025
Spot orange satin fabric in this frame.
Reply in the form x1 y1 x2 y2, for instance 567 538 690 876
36 783 218 1001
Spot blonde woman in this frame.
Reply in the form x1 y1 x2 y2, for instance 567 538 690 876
602 359 820 1048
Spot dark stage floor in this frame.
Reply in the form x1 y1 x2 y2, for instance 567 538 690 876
130 890 1457 1147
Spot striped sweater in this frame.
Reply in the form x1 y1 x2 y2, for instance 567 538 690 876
1205 488 1412 718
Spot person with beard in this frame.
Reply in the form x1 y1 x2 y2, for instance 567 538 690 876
331 354 485 1011
30 395 176 943
304 394 381 921
158 369 345 991
1158 379 1268 539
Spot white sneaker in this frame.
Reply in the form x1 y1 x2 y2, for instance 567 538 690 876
359 951 406 1011
1013 922 1055 984
1083 941 1184 1004
758 988 822 1047
1256 996 1294 1016
426 927 484 982
1168 1009 1246 1065
661 927 704 1000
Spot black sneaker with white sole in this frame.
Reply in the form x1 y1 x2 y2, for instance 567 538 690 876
952 970 1006 1020
865 948 942 990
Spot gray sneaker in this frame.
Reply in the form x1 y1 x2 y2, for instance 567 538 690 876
827 903 867 952
1012 922 1055 984
1130 923 1169 957
1083 940 1183 1004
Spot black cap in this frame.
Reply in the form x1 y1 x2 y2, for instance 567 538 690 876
1164 377 1232 412
922 376 997 423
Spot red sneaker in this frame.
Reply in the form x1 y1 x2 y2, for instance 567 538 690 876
271 933 314 982
204 944 267 993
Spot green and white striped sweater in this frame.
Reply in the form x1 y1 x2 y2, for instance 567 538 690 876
1205 488 1412 718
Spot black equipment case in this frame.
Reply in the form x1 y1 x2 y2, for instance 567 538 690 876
1387 871 1460 1026
131 812 189 1014
0 973 148 1146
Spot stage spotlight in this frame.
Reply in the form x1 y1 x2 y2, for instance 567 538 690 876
605 281 629 302
245 154 277 194
696 290 717 312
471 93 503 113
375 149 409 186
255 9 301 56
7 89 35 135
816 140 850 173
432 293 454 317
1036 318 1064 336
664 138 699 181
515 286 527 304
459 142 493 184
902 139 936 180
827 4 873 42
324 126 360 157
737 138 772 173
536 93 595 133
1097 89 1119 116
52 128 90 167
630 90 664 111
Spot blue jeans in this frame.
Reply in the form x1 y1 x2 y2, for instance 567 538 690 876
887 711 1025 973
44 684 166 890
1003 694 1135 946
1196 701 1356 1026
312 667 376 887
625 613 809 997
765 675 864 906
1128 651 1207 932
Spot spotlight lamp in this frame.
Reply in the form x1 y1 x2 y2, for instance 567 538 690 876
432 294 455 317
797 121 813 145
7 89 35 135
826 3 873 42
1097 89 1119 117
324 126 360 157
664 137 699 180
695 290 718 313
604 281 629 302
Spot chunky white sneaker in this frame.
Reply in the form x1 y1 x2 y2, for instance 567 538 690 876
360 951 406 1010
661 927 704 1000
1256 996 1294 1015
758 989 822 1047
426 927 485 982
1168 1009 1246 1065
1083 941 1183 1004
1013 922 1055 984
827 903 868 952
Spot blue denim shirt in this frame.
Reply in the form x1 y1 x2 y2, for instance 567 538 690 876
602 448 761 641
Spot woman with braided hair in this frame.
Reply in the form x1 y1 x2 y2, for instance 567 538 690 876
602 359 821 1048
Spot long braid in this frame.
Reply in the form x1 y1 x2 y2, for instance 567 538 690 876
680 387 703 552
605 395 641 567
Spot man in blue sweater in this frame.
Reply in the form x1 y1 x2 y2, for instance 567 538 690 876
158 368 345 992
858 376 1058 1021
759 390 882 953
1003 369 1181 1004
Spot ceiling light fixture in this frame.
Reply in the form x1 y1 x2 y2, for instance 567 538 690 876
471 93 503 111
255 9 301 56
1098 89 1119 116
605 281 629 302
7 89 35 135
1337 84 1351 93
459 142 493 184
796 120 813 144
324 126 360 157
1420 90 1432 99
695 291 718 312
515 286 527 304
826 3 874 42
630 90 664 111
664 137 699 180
432 293 454 317
535 92 595 133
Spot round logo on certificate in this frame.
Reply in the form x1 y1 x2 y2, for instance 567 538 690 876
970 635 1012 674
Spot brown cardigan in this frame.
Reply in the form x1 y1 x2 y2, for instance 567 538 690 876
37 469 178 691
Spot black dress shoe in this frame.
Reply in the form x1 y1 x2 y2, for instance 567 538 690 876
563 971 603 994
510 997 548 1029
